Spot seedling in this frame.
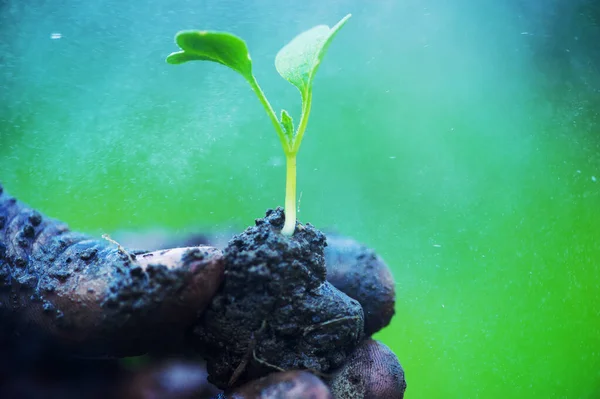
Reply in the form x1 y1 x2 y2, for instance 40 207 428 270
166 14 351 236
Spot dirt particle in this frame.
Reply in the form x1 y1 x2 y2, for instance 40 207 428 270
38 277 57 293
22 224 35 238
17 232 29 248
48 267 70 281
54 310 68 328
17 274 37 288
28 211 42 226
43 301 55 312
79 247 98 261
182 248 206 263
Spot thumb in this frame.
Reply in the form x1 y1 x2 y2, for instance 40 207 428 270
0 185 224 358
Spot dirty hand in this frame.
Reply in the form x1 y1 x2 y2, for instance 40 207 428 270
0 185 406 398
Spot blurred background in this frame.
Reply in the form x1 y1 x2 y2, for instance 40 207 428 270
1 0 599 397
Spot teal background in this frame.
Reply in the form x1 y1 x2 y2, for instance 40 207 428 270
1 0 599 397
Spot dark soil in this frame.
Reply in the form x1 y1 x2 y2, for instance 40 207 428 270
124 227 399 340
192 208 365 389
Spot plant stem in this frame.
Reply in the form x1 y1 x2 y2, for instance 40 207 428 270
281 153 297 236
247 74 300 236
292 89 313 152
247 75 291 153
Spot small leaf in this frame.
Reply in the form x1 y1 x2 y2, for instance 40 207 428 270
275 14 351 94
166 30 253 81
280 109 294 141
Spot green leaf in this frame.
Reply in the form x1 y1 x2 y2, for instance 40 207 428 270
280 109 294 141
166 30 253 81
275 14 351 94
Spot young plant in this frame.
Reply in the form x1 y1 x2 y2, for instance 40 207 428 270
166 14 351 236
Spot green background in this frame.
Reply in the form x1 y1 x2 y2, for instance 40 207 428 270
1 0 599 397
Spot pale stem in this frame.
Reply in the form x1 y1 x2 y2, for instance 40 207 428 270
281 153 297 236
292 88 313 152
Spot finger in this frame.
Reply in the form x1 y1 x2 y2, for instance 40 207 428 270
0 185 224 358
324 235 396 336
2 318 220 399
328 339 407 399
0 314 121 399
220 371 332 399
118 359 220 399
115 230 396 338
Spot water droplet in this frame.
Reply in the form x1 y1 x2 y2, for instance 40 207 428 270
268 156 283 167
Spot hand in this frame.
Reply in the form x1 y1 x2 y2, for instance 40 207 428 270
0 184 406 398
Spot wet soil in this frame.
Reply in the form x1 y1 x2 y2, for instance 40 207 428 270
192 208 365 389
119 228 399 340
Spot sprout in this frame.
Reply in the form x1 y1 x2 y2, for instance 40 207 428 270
167 14 351 236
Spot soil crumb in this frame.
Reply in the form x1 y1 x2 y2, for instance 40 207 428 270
192 208 364 389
